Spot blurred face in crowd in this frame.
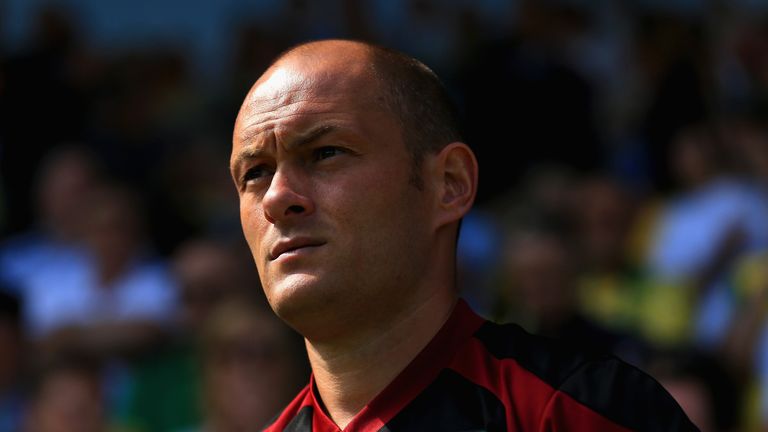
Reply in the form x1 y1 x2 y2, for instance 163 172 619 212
82 188 142 280
671 128 717 189
230 42 435 339
36 149 97 241
503 233 575 323
30 369 105 432
173 241 245 331
204 304 304 430
575 177 633 271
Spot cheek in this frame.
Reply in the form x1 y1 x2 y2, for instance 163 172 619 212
333 178 423 258
239 201 266 260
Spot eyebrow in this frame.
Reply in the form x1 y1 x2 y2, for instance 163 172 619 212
231 124 337 170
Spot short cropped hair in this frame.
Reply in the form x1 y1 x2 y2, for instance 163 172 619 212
365 46 463 165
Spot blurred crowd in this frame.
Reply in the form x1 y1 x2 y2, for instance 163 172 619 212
2 0 768 431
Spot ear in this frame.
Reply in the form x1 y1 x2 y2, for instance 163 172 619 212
431 142 478 228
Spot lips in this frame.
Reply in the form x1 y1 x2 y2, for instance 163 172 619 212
269 238 326 261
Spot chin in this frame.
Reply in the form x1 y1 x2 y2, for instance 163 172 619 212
265 273 337 333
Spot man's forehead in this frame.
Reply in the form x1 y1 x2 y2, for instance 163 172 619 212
235 85 341 145
234 59 381 142
248 56 373 103
234 113 336 152
233 66 312 144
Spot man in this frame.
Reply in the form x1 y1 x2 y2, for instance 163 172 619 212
230 39 696 431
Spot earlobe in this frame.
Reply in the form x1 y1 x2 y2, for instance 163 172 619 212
435 142 478 226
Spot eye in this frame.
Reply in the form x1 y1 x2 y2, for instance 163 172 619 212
314 146 346 161
242 165 273 185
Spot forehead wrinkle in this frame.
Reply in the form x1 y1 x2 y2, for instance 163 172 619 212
236 77 332 146
234 118 346 169
236 104 347 147
230 129 276 171
236 117 276 147
274 123 337 154
247 86 309 115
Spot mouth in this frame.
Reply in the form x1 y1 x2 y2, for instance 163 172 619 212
269 238 326 261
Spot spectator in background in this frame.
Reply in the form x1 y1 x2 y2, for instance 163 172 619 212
198 297 307 432
646 123 768 349
24 354 109 432
722 253 768 430
0 290 27 432
572 174 690 348
721 117 768 430
121 239 259 432
0 145 99 298
573 175 644 333
174 240 257 333
649 122 768 283
495 226 646 364
649 124 768 281
26 184 177 358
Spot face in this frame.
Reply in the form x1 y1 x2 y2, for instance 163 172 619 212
84 192 140 270
671 130 714 188
576 179 632 269
37 152 95 240
504 234 574 320
206 313 301 429
230 52 434 339
34 371 104 432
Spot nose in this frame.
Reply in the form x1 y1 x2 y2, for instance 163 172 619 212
262 167 315 224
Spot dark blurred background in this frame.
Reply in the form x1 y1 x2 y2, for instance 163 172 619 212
2 0 768 431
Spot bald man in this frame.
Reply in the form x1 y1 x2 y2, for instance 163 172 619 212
230 40 696 432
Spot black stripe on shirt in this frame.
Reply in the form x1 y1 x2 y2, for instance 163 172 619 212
380 369 507 432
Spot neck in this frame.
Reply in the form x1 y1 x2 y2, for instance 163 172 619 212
306 289 457 429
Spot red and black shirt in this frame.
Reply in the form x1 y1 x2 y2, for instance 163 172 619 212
263 300 697 431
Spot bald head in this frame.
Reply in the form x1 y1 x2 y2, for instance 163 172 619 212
246 39 463 185
252 40 372 95
272 39 372 69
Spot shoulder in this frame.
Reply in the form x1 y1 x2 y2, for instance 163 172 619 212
468 320 594 388
458 321 698 431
